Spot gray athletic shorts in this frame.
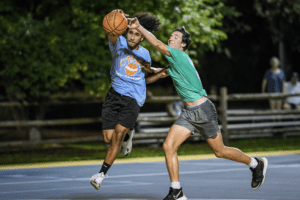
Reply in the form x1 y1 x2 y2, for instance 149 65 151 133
173 99 220 139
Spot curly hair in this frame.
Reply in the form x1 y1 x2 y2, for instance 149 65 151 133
132 12 161 33
173 26 192 51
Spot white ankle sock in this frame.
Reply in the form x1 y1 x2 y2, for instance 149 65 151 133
171 182 181 189
249 157 258 169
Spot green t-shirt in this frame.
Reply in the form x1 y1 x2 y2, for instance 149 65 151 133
163 45 207 102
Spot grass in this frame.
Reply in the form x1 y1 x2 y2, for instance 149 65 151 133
1 136 300 166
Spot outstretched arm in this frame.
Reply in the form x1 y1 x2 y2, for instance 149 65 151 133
146 67 169 84
141 62 154 73
128 18 171 56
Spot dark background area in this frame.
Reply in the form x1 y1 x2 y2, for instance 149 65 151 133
148 0 300 95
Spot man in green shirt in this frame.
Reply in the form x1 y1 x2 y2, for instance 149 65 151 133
128 18 268 200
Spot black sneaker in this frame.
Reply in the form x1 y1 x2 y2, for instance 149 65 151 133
250 157 268 189
163 187 187 200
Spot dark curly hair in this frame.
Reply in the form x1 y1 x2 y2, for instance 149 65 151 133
173 26 191 51
131 12 161 33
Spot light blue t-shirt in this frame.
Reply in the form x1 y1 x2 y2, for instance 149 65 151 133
108 36 151 106
264 69 286 92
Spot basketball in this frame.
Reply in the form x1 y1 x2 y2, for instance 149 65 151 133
103 12 128 36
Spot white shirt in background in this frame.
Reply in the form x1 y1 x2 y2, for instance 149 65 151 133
285 82 300 105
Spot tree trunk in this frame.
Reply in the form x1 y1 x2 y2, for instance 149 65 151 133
2 76 28 129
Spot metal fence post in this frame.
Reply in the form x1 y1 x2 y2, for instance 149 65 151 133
220 87 228 146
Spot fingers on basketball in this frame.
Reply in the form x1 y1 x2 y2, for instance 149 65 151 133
128 18 136 25
103 12 128 36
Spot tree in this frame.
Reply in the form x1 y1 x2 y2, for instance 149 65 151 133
0 0 236 127
0 0 112 125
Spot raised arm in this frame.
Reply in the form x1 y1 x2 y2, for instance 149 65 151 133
107 34 119 45
106 9 129 45
128 18 171 56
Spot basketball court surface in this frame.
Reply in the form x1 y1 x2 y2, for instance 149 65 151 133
1 150 300 199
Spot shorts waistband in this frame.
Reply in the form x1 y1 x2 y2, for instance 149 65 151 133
110 87 124 97
186 99 208 110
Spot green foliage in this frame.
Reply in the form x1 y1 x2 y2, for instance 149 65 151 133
120 0 231 66
0 0 111 100
0 0 236 100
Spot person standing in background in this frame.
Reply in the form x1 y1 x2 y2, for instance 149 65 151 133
262 56 286 110
284 72 300 110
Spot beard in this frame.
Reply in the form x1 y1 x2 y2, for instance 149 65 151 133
127 41 139 50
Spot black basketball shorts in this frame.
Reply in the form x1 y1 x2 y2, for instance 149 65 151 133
101 87 141 130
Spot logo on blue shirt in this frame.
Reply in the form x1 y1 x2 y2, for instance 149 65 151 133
120 55 142 76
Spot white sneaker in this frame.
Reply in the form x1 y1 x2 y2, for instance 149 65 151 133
90 172 106 190
121 129 135 156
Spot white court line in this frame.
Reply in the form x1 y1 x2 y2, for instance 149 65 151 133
0 168 246 186
0 182 152 194
0 164 299 186
180 162 244 166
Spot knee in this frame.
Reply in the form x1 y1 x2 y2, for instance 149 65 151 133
163 141 176 153
102 132 112 144
213 148 225 158
103 135 111 144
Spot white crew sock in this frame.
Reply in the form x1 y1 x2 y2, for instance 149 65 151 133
171 182 181 189
249 157 258 169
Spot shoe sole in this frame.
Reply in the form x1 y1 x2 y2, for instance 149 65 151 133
123 142 132 156
177 196 188 200
90 181 100 190
122 130 135 156
252 157 268 190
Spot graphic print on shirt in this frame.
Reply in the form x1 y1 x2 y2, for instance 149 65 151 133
119 55 143 80
108 36 151 106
